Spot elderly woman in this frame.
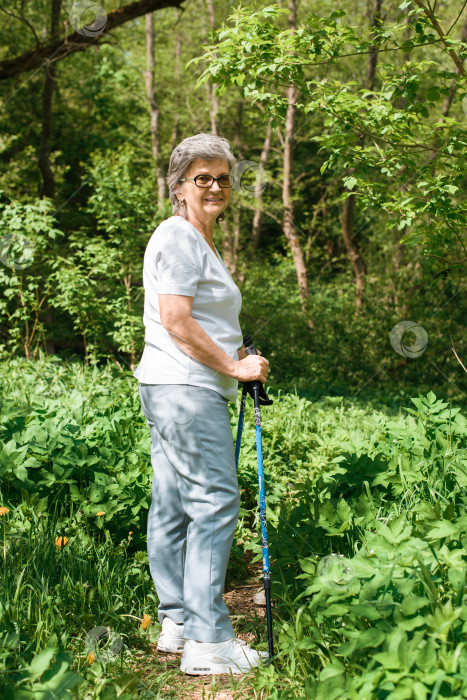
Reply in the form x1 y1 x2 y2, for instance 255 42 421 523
134 133 270 675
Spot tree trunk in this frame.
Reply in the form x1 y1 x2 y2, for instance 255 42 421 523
38 0 61 198
252 118 272 251
169 32 182 150
341 0 381 314
204 0 218 134
234 100 244 160
281 0 311 321
430 13 467 158
222 208 240 278
145 12 166 207
305 189 328 265
42 310 56 355
283 84 310 307
365 0 382 89
341 194 367 311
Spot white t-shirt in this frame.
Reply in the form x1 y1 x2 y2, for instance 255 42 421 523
133 215 243 402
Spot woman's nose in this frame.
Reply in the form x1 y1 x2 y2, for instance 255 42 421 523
209 179 222 192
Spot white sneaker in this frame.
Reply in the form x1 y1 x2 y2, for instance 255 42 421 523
157 617 185 653
180 637 269 675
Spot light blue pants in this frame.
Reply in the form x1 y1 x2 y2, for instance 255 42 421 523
138 383 240 643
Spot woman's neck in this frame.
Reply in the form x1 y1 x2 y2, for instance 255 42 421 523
184 213 215 245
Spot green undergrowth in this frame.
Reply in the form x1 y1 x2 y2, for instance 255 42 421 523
0 356 466 698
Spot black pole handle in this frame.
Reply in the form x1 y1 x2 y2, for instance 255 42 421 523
242 334 273 406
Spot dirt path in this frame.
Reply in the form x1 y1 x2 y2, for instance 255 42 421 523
156 568 267 700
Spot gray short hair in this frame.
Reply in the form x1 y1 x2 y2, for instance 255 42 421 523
167 133 237 224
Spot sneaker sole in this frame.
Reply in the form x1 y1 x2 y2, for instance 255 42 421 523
180 659 258 675
157 643 185 654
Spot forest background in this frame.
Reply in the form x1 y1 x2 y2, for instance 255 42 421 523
1 1 467 698
0 0 465 401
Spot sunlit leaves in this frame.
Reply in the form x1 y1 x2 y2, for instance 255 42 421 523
192 4 467 266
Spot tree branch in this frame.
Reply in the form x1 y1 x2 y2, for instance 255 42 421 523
0 0 185 81
412 0 467 76
450 333 467 373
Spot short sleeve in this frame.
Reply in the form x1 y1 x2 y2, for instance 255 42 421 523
156 226 202 296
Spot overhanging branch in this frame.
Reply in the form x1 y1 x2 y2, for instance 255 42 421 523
0 0 185 81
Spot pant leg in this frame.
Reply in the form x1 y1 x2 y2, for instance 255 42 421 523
138 383 240 643
139 384 187 625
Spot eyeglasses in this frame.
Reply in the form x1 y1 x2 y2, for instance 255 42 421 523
180 174 235 188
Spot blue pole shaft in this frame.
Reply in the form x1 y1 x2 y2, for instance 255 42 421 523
254 406 271 585
236 380 274 663
253 387 274 663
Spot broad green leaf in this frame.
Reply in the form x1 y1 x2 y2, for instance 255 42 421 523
27 647 57 682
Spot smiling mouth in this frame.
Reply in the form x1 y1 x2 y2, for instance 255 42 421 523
204 199 223 202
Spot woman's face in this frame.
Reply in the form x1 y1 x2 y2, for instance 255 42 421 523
178 158 232 225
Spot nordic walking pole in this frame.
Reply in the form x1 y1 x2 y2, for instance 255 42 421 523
241 335 275 665
234 382 248 472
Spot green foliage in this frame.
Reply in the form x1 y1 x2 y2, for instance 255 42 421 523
0 197 63 359
0 357 466 697
0 2 465 401
0 358 151 542
48 232 143 364
193 3 467 268
1 1 467 694
248 386 467 698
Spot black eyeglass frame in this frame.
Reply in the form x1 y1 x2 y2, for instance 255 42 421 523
180 174 235 188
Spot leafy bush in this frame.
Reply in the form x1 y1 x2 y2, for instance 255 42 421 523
253 392 467 698
1 358 466 698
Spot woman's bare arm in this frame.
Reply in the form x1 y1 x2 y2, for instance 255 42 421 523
159 294 267 382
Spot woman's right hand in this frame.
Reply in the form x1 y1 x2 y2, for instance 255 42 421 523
233 355 269 384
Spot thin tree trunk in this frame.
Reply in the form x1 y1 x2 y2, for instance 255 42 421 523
252 118 272 251
43 310 56 355
430 13 467 158
234 100 243 160
282 0 311 320
222 208 240 278
204 0 218 134
123 269 136 370
341 0 381 314
38 0 60 354
38 0 61 198
223 100 244 275
145 12 166 207
283 85 310 305
304 189 328 265
169 33 182 150
392 3 413 302
365 0 381 88
396 7 413 188
341 195 367 310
